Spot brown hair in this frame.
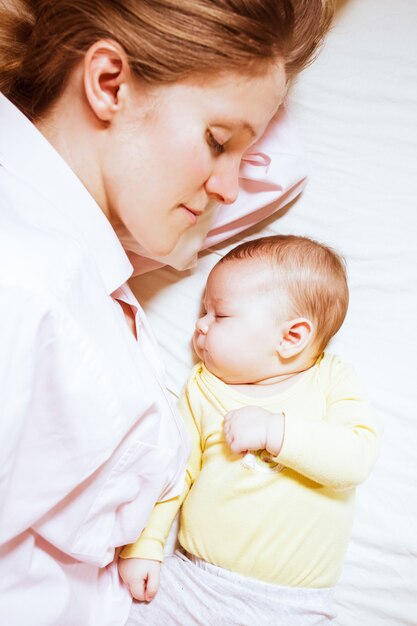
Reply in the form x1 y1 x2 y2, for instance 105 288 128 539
219 234 349 355
0 0 333 121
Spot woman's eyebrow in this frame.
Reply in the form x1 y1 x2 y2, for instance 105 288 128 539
215 121 256 138
231 120 257 138
238 121 256 138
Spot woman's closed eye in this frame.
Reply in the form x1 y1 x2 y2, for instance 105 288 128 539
206 130 225 155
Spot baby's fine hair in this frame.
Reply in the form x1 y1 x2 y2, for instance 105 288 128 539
219 235 349 355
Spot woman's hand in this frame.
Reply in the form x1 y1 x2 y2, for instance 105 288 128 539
118 557 161 602
223 406 285 456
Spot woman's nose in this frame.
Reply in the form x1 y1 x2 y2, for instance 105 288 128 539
205 158 240 205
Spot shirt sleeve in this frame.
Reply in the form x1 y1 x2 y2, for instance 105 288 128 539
275 356 381 490
0 288 171 566
120 376 203 561
0 290 66 540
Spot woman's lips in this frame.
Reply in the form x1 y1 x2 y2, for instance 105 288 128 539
180 204 204 225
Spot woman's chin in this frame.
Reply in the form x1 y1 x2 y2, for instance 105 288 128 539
140 238 178 259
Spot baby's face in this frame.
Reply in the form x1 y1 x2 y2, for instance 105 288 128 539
193 259 290 384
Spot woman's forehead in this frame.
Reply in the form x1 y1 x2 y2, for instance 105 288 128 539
151 64 285 135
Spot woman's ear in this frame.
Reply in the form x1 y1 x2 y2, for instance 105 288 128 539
83 39 131 122
277 318 314 359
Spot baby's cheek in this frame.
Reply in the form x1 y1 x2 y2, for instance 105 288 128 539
212 341 238 368
192 333 203 358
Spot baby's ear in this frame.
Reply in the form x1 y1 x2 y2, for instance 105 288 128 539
277 318 313 359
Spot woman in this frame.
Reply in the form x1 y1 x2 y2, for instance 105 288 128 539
0 1 332 625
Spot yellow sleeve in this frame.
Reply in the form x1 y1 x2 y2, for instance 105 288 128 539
120 373 203 561
276 356 380 490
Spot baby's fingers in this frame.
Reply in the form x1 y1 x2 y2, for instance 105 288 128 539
224 421 237 446
145 567 161 601
118 558 160 602
227 435 247 455
129 578 147 602
224 431 234 448
223 409 237 425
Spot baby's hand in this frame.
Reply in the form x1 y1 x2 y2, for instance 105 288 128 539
223 406 285 456
118 557 161 602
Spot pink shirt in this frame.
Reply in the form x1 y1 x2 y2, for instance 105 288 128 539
0 95 189 626
0 94 306 625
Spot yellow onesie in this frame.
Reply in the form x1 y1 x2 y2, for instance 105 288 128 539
123 352 379 588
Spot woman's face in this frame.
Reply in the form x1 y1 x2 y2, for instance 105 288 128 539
101 65 286 256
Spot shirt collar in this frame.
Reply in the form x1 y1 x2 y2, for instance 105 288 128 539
0 93 133 295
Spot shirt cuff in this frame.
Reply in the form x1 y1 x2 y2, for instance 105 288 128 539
119 537 164 562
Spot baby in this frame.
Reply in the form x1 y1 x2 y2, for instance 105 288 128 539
120 235 380 625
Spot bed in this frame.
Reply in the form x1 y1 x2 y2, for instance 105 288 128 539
129 1 417 624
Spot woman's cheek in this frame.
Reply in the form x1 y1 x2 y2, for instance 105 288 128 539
184 139 212 180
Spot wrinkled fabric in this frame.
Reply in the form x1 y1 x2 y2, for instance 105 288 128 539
0 93 189 626
127 551 335 626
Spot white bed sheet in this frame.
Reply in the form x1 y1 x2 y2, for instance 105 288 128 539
130 1 417 624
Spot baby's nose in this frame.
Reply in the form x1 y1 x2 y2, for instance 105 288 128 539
195 317 209 334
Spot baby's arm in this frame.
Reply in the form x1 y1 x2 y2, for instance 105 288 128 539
223 406 285 456
118 493 183 601
224 357 380 490
277 358 380 489
118 380 203 601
